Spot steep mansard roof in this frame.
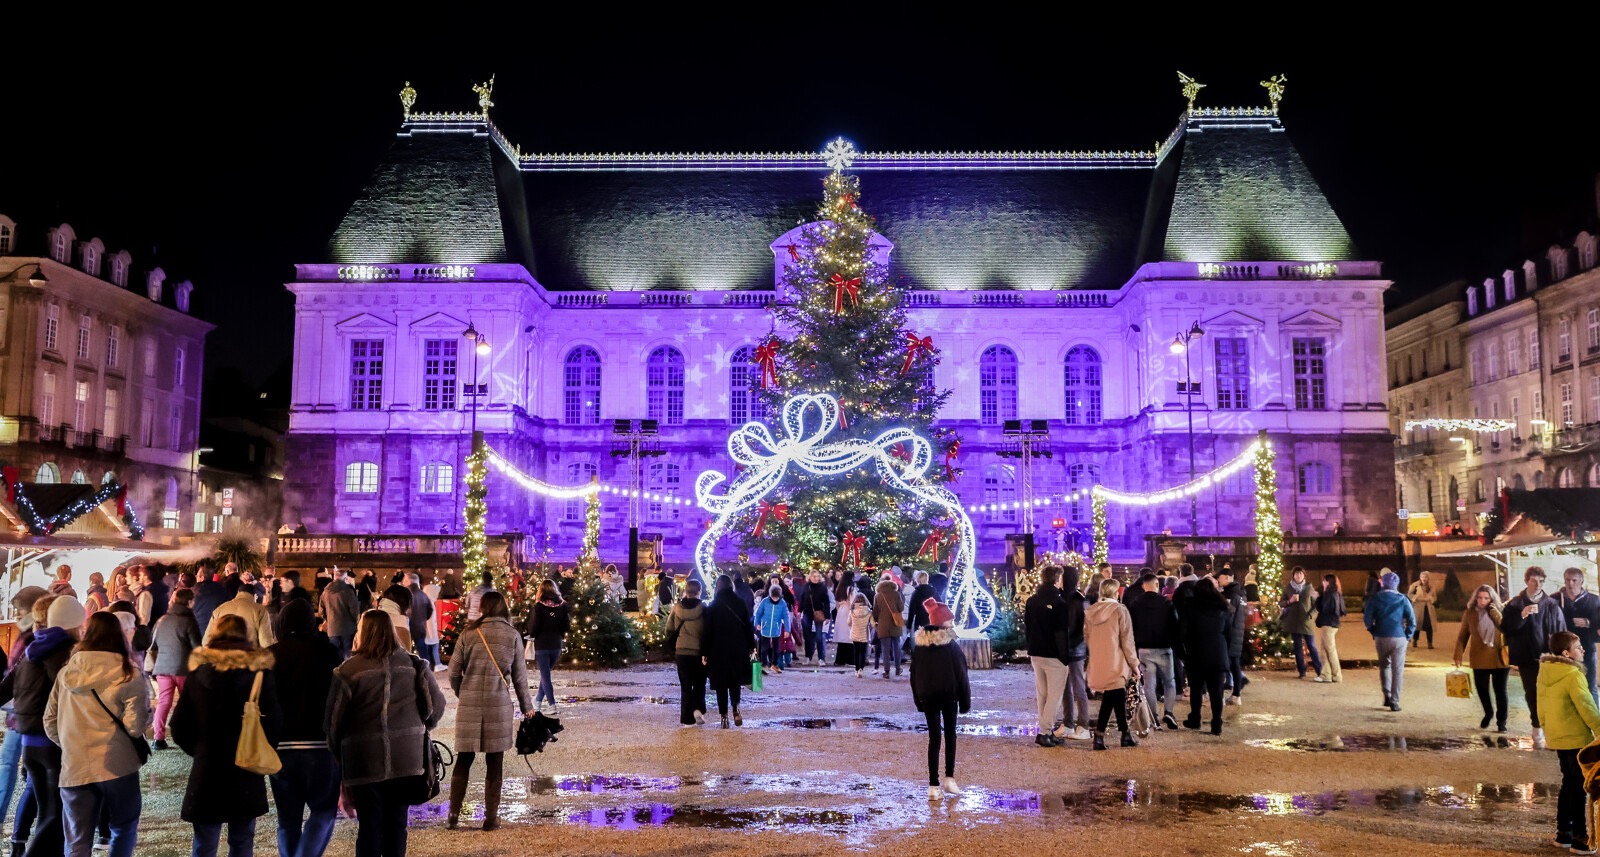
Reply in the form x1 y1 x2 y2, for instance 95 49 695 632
322 108 1359 289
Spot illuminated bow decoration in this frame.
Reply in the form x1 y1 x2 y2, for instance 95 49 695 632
837 192 856 210
784 243 801 262
901 333 934 376
944 440 962 481
829 273 861 313
753 340 780 389
840 531 866 567
752 500 789 538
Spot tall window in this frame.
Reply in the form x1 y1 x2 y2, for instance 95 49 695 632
729 346 768 425
1562 382 1574 426
344 462 379 493
1590 310 1600 352
1511 395 1520 438
0 224 9 254
983 463 1016 523
73 381 89 431
139 398 154 446
70 470 87 485
1068 463 1098 523
980 346 1018 425
422 339 458 411
169 406 182 451
1486 343 1499 381
174 346 186 388
143 338 156 378
106 325 120 369
76 314 91 361
103 388 119 437
1559 318 1573 363
1297 461 1333 494
563 347 602 425
1469 350 1481 384
349 340 384 410
36 463 58 484
1559 468 1578 489
40 372 56 425
565 462 597 521
1535 390 1545 424
647 462 681 520
646 346 685 425
1292 338 1327 410
1529 330 1541 368
1507 336 1521 376
419 463 454 494
1214 337 1250 410
1063 346 1102 424
44 304 59 351
1591 377 1600 427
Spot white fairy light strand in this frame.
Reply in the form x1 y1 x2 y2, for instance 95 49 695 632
1403 418 1515 433
1092 441 1264 507
482 444 601 500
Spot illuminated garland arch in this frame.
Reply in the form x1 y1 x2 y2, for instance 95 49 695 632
695 393 995 637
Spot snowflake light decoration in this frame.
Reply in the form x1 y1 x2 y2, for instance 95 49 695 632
822 137 858 173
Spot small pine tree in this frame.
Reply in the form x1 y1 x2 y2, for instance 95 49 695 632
563 564 642 668
987 584 1026 659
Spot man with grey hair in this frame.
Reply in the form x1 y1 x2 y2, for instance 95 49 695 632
905 570 936 653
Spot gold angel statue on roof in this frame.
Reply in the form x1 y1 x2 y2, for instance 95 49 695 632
1261 74 1287 112
1177 71 1206 110
472 75 495 115
399 81 417 118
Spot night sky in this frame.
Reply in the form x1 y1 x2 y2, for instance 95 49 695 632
5 24 1599 388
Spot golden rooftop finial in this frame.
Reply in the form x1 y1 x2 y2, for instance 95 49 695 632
1177 71 1206 111
1261 74 1287 112
472 74 495 116
399 81 417 118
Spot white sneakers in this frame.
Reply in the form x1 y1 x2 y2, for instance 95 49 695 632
1226 696 1242 706
855 669 864 678
693 711 705 725
942 777 962 795
929 786 942 801
1312 676 1329 683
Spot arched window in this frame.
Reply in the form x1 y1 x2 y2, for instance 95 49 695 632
647 462 681 521
646 346 685 425
1063 346 1102 425
35 463 59 484
419 463 454 494
344 461 379 494
564 462 597 521
983 463 1016 523
563 347 602 425
979 346 1018 425
0 223 10 254
1068 463 1098 523
70 470 87 485
1513 473 1526 491
1535 470 1546 489
1559 467 1578 488
729 346 767 425
1297 461 1333 495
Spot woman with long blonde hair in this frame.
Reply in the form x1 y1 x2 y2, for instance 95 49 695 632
1455 584 1511 731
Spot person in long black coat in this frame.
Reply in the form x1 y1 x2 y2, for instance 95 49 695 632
1220 579 1250 704
700 574 756 729
1179 577 1231 735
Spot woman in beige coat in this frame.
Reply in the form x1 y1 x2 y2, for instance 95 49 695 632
1454 584 1511 732
1084 579 1141 750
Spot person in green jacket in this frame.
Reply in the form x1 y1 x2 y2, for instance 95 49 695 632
1536 630 1600 853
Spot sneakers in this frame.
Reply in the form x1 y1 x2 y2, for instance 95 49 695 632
1226 696 1242 706
929 786 943 801
693 711 705 725
942 776 962 795
1571 845 1596 855
1162 713 1179 730
733 708 743 727
1312 676 1329 683
153 738 169 751
1068 726 1092 741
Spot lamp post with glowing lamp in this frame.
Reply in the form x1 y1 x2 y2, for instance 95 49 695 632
1169 320 1205 538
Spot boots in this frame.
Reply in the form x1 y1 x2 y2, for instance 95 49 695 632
447 762 470 829
483 773 502 831
1210 720 1223 736
1092 732 1108 751
1120 731 1139 748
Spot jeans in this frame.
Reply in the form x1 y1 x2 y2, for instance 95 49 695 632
269 749 340 857
62 772 139 857
1585 646 1599 702
758 636 781 668
1029 656 1068 732
1516 658 1543 728
675 655 707 724
1292 632 1323 677
1063 660 1090 728
1375 636 1408 705
1137 649 1176 716
330 635 353 661
0 727 23 836
153 675 186 740
880 636 902 676
802 615 826 660
1560 748 1589 842
347 779 410 857
1315 626 1342 681
1094 687 1128 734
1226 653 1247 697
1474 667 1510 727
21 742 63 857
923 700 958 785
533 649 559 708
191 818 255 857
417 642 440 668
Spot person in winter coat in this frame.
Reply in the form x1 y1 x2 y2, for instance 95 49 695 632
1220 576 1250 704
405 574 436 668
832 573 857 667
267 599 342 857
909 599 970 802
872 577 906 679
1503 566 1569 744
797 572 833 666
666 579 708 726
1455 585 1512 732
1313 573 1347 683
1023 567 1070 747
190 568 230 644
1280 566 1322 679
326 609 446 857
47 566 77 600
1058 568 1092 742
463 571 494 624
447 592 533 832
375 585 413 651
1364 569 1417 712
700 575 756 728
0 585 48 850
170 614 282 857
527 579 570 714
905 571 936 642
207 587 276 648
753 586 791 676
11 594 86 857
82 574 109 615
1536 631 1600 852
1084 579 1141 750
1128 572 1180 730
148 589 204 750
1557 567 1600 701
1180 577 1231 736
1407 570 1439 649
319 568 360 661
848 591 873 677
45 612 150 857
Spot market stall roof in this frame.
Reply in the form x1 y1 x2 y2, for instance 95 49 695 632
0 532 184 554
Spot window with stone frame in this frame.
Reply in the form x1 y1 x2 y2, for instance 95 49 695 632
1562 382 1574 426
1292 338 1327 410
76 314 92 361
1068 463 1098 523
1559 318 1573 363
40 372 56 425
1507 335 1521 376
1297 460 1334 495
646 346 685 426
646 461 681 521
44 304 59 352
1529 330 1541 369
103 388 119 438
1214 337 1250 410
564 462 597 521
563 346 602 425
1063 345 1102 424
106 325 120 369
349 339 384 410
344 461 379 494
729 346 768 425
0 224 9 254
980 345 1018 425
419 463 454 494
983 462 1017 524
1589 310 1600 353
422 339 458 411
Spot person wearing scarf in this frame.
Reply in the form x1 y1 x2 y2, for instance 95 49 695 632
1455 584 1511 732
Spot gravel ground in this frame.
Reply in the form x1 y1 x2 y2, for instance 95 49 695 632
75 620 1566 855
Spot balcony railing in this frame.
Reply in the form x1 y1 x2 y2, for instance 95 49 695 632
10 419 127 455
1394 440 1437 460
274 535 464 555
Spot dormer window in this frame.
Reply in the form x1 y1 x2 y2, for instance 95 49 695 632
81 239 103 278
1466 286 1479 316
146 269 165 303
53 233 68 262
1483 278 1496 309
0 222 11 254
1503 270 1516 304
1551 245 1571 281
1523 260 1538 293
1580 233 1597 271
175 281 193 314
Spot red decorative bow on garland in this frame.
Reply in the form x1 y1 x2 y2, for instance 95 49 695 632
889 444 911 465
901 333 934 376
840 531 866 567
836 192 856 210
837 400 849 431
829 274 861 313
784 243 801 262
944 441 962 481
753 341 780 389
1 466 16 505
753 500 789 538
917 529 947 562
116 486 128 516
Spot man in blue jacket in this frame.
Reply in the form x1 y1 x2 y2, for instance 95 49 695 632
1363 569 1416 712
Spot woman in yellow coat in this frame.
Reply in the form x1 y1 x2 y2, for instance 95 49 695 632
1454 585 1511 732
1536 630 1600 853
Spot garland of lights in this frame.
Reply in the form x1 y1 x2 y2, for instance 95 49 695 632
1093 442 1262 507
13 481 142 540
483 445 601 499
462 443 489 581
1091 494 1108 567
1252 436 1286 614
695 393 995 637
1403 418 1515 433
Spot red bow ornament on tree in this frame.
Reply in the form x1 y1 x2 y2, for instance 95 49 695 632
901 333 934 376
829 274 861 314
889 444 911 466
752 500 789 538
753 340 780 389
917 529 946 562
784 243 801 262
943 440 962 481
840 531 866 567
836 192 856 210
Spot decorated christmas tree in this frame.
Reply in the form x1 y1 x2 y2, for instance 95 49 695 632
1248 434 1292 660
562 562 642 668
736 163 957 570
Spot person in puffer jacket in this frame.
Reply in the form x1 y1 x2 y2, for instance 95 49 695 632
45 611 151 857
1536 631 1600 853
11 594 86 856
909 599 970 802
267 599 341 857
753 586 791 676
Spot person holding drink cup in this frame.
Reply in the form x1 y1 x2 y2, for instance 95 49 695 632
1503 566 1569 747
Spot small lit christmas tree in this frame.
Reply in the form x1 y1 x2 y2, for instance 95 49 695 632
578 480 600 571
462 440 489 581
1248 433 1291 660
562 563 642 668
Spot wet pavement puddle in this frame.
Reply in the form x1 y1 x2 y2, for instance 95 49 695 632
1246 734 1534 752
749 715 1041 736
555 695 674 705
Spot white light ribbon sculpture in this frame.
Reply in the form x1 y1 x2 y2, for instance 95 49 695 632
695 393 994 637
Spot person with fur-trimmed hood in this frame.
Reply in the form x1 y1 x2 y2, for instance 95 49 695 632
909 599 970 802
171 614 282 857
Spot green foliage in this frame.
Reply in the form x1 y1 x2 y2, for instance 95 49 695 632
1438 569 1466 611
986 584 1026 659
564 564 642 669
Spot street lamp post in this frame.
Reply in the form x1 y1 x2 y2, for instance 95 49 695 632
611 419 663 609
1170 321 1205 540
462 322 491 440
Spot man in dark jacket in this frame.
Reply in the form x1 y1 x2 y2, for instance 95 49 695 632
319 569 360 660
1557 567 1600 701
11 595 85 857
191 567 230 642
142 566 171 628
1058 567 1091 741
1023 567 1069 747
904 571 937 645
406 573 436 667
733 574 757 616
1128 572 1181 729
268 600 340 857
1218 569 1250 703
1502 566 1569 741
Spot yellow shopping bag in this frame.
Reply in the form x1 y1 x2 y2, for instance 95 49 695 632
1445 669 1471 699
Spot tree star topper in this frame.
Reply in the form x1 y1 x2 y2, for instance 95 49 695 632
822 137 858 173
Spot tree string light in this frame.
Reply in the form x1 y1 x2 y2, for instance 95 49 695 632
462 443 489 581
1092 441 1262 507
1403 418 1515 433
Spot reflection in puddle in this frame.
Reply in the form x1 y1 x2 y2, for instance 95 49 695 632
1054 779 1554 817
1239 842 1308 857
556 695 674 705
752 716 1040 737
1246 734 1534 752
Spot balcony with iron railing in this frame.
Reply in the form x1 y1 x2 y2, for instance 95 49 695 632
5 417 127 456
